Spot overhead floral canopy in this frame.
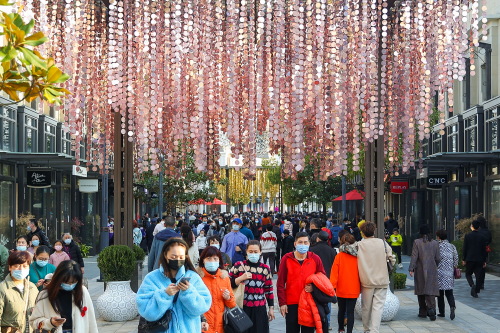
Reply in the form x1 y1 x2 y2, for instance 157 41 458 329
18 0 485 180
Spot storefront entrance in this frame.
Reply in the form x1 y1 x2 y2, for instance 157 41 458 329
442 183 474 241
401 188 427 255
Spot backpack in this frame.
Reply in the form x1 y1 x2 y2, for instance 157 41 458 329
330 225 342 247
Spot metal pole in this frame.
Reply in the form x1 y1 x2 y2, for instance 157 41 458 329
342 176 346 221
159 155 163 218
98 142 109 282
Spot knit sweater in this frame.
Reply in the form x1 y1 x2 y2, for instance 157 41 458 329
229 260 274 307
260 231 277 253
49 251 70 268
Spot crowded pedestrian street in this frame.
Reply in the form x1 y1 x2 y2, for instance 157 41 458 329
1 0 500 332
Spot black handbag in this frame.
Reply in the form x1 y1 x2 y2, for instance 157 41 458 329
223 306 253 333
140 293 179 333
382 239 394 274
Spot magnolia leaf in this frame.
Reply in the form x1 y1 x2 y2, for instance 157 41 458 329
33 50 45 60
46 57 54 68
23 31 47 46
45 87 65 96
0 0 15 5
19 47 47 69
20 18 35 35
1 45 18 62
47 66 62 83
42 88 55 103
12 14 24 29
3 87 19 101
52 72 69 84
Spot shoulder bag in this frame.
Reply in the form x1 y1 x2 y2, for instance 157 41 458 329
223 306 253 333
140 292 179 333
382 239 394 274
454 267 462 279
232 262 248 308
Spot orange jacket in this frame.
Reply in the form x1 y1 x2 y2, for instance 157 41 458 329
198 267 237 333
298 273 335 333
330 252 360 298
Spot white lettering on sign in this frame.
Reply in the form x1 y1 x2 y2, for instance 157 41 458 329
31 172 46 184
428 178 446 184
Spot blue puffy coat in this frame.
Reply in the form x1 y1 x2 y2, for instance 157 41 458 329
136 265 212 333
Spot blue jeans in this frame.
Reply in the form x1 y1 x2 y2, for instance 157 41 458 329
328 302 331 327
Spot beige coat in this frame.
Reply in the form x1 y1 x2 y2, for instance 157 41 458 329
0 274 39 333
357 238 396 288
29 286 98 333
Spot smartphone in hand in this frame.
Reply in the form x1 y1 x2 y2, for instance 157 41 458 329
179 277 191 284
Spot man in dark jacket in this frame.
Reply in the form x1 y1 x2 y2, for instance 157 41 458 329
281 229 294 256
477 216 492 290
309 230 337 330
384 212 399 233
273 223 283 272
145 220 157 254
27 219 50 247
148 216 179 272
463 220 488 297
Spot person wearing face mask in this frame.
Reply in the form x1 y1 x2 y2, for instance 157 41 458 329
196 230 208 256
27 235 41 256
180 225 200 267
26 219 50 248
229 240 275 333
207 219 220 237
0 251 38 332
29 246 56 291
30 260 97 333
206 235 232 269
11 236 34 260
61 234 84 275
277 232 325 333
49 240 70 268
137 238 212 333
197 246 236 333
220 218 248 259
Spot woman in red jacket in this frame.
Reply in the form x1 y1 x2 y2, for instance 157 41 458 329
330 233 360 333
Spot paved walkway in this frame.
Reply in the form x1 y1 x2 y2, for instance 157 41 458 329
88 256 500 333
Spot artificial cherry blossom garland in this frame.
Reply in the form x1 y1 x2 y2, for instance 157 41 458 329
19 0 486 180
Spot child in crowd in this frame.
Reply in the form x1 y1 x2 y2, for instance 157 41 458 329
49 240 70 267
387 228 403 268
196 230 207 255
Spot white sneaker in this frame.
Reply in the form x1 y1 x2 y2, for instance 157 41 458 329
398 263 403 268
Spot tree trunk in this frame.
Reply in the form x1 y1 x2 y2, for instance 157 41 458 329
322 202 327 218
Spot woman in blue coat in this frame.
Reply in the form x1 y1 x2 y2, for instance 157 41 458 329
136 238 212 333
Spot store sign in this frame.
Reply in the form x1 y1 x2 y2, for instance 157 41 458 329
391 181 408 194
27 170 51 188
79 179 98 193
427 175 448 189
72 165 87 177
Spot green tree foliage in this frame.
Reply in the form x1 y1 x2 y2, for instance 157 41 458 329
134 152 216 214
265 156 343 215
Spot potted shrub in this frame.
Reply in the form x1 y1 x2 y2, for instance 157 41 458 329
131 245 146 293
96 245 138 321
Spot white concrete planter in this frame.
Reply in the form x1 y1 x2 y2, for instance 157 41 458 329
355 288 400 322
96 280 138 322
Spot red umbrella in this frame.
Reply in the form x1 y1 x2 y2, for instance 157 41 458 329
204 201 212 205
333 189 365 201
212 198 226 205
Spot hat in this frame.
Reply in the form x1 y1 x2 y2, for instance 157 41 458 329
318 230 330 242
419 224 430 235
233 218 243 224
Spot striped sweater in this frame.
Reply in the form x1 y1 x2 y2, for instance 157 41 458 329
229 260 274 307
260 231 277 253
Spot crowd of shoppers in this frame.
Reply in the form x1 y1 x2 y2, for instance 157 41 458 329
0 209 492 333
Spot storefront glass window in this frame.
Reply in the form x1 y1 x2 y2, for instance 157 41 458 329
62 187 71 234
0 181 13 247
432 191 444 231
454 186 471 239
487 179 500 264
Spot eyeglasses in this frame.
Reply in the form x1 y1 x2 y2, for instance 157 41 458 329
36 258 49 262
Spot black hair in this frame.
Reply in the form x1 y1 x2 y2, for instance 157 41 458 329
29 219 38 227
436 229 447 240
266 224 273 231
35 245 51 257
471 220 480 230
283 229 290 235
295 231 309 241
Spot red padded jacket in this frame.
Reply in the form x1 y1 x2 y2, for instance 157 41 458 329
298 273 335 333
277 252 326 306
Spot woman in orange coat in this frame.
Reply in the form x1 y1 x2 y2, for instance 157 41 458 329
198 246 236 333
330 233 360 333
298 272 336 333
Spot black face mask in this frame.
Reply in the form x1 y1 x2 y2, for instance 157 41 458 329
167 259 185 271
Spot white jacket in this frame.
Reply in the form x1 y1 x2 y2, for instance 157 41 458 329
260 231 277 253
189 242 200 267
30 286 98 333
196 235 207 250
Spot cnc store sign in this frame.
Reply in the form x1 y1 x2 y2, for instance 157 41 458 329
427 175 448 189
